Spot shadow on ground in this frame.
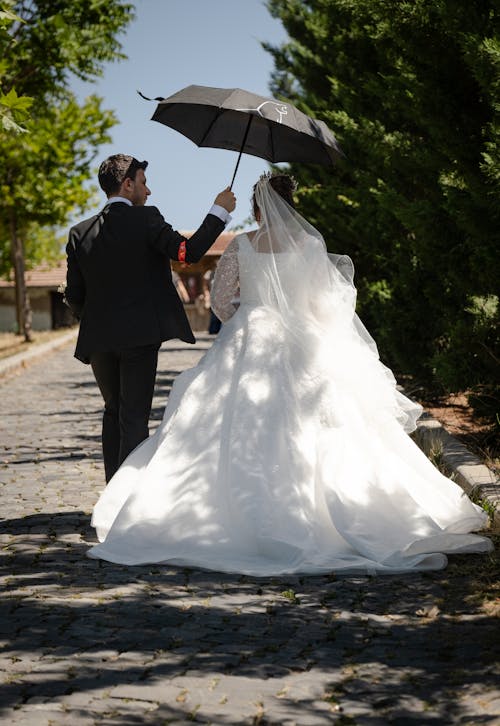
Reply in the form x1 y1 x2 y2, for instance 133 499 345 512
1 511 498 723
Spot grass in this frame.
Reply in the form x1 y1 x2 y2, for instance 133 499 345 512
469 489 498 527
445 533 500 613
421 436 497 525
280 588 301 604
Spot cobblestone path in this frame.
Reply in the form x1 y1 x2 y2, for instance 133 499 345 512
0 338 498 725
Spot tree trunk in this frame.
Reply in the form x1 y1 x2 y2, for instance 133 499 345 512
9 213 33 342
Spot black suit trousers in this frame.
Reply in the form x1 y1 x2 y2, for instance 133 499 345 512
90 343 160 482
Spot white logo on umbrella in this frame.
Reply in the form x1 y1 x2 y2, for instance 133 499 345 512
236 101 288 124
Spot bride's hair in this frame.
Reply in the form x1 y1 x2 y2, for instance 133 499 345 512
252 172 297 218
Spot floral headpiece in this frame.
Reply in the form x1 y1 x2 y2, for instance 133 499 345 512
256 170 298 192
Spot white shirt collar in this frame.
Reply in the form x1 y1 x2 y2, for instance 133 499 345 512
107 196 133 206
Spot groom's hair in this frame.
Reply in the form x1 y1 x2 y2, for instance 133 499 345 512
98 154 148 196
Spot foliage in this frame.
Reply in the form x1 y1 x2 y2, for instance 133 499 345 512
0 0 134 242
0 1 32 132
2 0 133 99
0 86 32 133
0 225 66 277
0 93 115 276
1 93 115 227
24 226 67 271
266 0 499 408
0 0 134 337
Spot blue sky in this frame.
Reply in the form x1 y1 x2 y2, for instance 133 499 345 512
71 0 289 230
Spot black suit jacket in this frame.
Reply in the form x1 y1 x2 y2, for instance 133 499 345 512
65 202 225 363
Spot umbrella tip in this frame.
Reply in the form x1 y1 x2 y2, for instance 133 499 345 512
137 90 164 102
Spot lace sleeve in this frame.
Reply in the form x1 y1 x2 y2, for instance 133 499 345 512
211 237 240 323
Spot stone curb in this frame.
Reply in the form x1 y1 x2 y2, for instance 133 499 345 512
0 327 78 380
414 413 500 532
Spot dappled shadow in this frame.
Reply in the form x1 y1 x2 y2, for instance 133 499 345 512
1 508 498 722
6 455 99 465
44 409 102 417
64 379 99 389
0 511 93 537
3 443 101 465
1 335 498 722
159 346 211 354
150 371 177 421
1 328 499 720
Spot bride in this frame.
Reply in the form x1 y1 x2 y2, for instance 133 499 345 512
88 172 492 575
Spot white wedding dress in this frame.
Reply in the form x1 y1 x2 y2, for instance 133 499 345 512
88 184 492 575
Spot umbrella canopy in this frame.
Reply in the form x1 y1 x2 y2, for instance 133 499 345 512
149 85 343 186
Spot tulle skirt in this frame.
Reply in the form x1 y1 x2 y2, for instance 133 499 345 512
88 304 492 575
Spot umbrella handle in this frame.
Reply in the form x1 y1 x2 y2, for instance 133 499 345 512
230 115 253 190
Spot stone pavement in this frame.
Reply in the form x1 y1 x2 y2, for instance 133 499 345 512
0 337 498 725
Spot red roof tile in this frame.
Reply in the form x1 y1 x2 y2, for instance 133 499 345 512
0 260 66 288
180 230 237 255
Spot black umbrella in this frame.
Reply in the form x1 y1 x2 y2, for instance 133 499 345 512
141 85 343 188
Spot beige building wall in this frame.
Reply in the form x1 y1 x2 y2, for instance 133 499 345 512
0 289 52 331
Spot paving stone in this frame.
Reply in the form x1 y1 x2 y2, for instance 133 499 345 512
0 336 498 725
8 711 96 726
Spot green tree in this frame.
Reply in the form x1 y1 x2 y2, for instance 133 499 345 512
0 1 32 132
1 95 115 335
266 0 499 412
0 0 134 340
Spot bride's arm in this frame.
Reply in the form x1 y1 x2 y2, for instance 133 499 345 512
211 238 240 322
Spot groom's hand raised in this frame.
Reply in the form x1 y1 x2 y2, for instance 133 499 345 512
214 187 236 213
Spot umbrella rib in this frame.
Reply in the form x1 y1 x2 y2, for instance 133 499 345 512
198 108 223 147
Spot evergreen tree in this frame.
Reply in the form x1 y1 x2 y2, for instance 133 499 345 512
266 0 499 414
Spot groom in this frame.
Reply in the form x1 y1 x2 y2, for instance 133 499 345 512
65 153 236 482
